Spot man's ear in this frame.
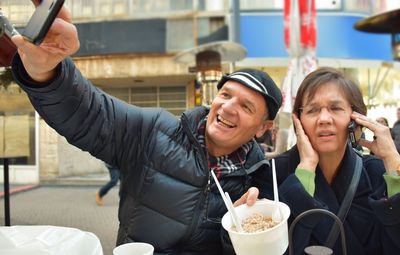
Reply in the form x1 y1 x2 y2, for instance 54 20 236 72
255 120 274 138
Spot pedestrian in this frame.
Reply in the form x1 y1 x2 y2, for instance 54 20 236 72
235 67 400 254
264 115 289 159
391 107 400 154
256 129 274 152
10 6 282 254
96 163 120 206
376 116 389 127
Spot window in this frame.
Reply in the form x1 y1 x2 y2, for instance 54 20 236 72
104 86 187 117
68 0 95 19
198 16 226 38
0 0 33 26
0 82 36 165
167 18 194 51
199 0 228 11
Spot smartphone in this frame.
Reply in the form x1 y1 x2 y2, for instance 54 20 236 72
22 0 65 45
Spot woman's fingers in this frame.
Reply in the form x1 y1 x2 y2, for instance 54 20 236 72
292 114 318 171
351 112 400 170
292 114 305 137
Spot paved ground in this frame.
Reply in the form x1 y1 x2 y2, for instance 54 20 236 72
0 185 119 255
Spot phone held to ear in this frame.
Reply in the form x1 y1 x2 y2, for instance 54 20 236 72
22 0 65 45
348 120 358 148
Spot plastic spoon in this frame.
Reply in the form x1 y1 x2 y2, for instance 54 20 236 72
210 170 244 232
272 158 281 223
224 192 244 232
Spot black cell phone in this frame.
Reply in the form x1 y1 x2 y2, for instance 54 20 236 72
22 0 65 45
348 120 358 148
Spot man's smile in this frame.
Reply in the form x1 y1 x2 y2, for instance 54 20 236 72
217 115 237 128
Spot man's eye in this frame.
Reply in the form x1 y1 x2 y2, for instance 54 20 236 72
243 105 253 113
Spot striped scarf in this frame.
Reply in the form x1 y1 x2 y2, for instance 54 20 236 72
196 116 252 178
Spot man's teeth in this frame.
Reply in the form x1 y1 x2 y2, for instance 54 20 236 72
218 116 235 128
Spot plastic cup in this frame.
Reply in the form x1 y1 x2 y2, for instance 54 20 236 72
221 200 291 255
113 242 154 255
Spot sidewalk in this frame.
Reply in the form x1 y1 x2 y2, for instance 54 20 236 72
0 173 119 255
0 183 39 198
0 172 110 197
40 172 110 186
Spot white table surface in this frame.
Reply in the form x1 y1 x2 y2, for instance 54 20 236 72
0 225 103 255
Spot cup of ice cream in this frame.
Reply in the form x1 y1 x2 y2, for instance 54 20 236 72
221 199 291 255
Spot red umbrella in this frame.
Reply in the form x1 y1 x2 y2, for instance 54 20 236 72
281 0 318 147
282 0 317 113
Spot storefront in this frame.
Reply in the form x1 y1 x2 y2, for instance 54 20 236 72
0 77 39 184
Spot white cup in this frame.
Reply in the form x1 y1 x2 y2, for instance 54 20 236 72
113 242 154 255
221 200 291 255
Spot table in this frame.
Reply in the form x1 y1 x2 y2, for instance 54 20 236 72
0 225 104 255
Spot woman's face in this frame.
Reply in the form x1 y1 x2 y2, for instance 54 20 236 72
299 82 353 155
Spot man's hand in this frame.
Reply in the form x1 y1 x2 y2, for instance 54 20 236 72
11 6 80 82
233 187 259 207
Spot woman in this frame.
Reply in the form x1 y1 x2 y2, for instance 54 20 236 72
234 67 400 254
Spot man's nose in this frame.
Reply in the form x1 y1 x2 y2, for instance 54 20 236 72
221 98 239 113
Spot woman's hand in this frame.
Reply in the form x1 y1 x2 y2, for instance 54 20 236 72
11 6 80 83
352 112 400 172
292 114 319 172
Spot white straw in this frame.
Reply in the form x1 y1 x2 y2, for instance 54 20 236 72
210 170 243 232
272 158 281 222
272 158 278 203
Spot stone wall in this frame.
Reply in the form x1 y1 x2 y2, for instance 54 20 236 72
39 119 105 179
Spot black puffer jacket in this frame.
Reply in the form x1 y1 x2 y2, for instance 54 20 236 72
12 56 270 255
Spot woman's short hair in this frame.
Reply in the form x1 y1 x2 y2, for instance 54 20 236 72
292 67 367 116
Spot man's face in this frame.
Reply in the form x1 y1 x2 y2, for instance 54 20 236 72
205 80 272 156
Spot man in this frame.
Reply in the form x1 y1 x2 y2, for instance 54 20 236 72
11 7 282 255
96 163 121 206
392 107 400 154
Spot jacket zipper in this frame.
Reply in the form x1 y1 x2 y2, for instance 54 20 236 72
179 114 210 243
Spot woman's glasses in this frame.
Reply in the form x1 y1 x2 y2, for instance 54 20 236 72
298 103 350 118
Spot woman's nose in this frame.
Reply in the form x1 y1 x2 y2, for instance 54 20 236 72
318 107 333 123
